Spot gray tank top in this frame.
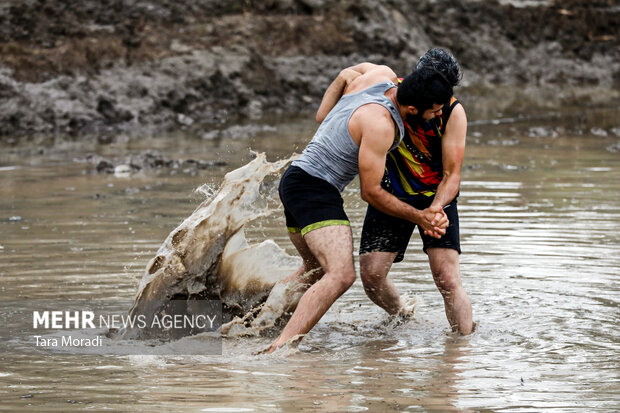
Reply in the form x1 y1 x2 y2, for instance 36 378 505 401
292 81 405 192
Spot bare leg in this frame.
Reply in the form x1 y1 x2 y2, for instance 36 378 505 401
267 225 355 352
280 232 325 292
359 251 402 315
248 232 324 329
427 248 473 335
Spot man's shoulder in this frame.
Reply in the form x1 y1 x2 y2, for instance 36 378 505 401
350 103 394 134
353 101 394 120
361 65 396 81
445 99 466 126
347 68 397 93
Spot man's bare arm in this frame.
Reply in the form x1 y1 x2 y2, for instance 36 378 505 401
430 103 467 209
316 63 395 123
357 106 448 238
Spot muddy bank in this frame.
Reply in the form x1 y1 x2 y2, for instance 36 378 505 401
75 150 227 175
0 0 618 138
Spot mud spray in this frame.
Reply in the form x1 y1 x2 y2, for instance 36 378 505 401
115 153 307 341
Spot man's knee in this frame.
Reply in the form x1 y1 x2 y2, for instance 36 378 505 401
432 268 461 294
428 249 461 293
342 269 356 290
359 253 393 289
360 265 380 286
360 272 384 297
332 268 355 293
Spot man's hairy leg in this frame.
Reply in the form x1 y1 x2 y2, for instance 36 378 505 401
359 251 402 315
427 248 473 335
280 231 325 292
267 225 356 352
247 232 324 331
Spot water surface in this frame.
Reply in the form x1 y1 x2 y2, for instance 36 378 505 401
1 88 619 411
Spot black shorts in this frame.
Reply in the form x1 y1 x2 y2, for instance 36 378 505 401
359 196 461 263
278 166 350 236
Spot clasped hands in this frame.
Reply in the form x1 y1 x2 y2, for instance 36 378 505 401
420 204 449 239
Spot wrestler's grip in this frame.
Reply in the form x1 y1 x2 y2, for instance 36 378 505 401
420 205 449 239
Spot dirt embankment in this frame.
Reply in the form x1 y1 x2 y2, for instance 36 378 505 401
0 0 618 138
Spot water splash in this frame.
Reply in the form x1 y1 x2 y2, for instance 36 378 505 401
194 183 218 201
117 153 301 339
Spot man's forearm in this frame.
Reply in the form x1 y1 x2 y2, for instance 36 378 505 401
362 187 421 224
316 68 364 122
316 74 348 123
431 103 466 209
430 173 460 209
363 187 447 237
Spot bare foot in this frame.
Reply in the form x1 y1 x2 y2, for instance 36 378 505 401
254 334 305 355
253 342 276 355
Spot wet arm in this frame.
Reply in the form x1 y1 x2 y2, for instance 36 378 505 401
430 104 467 209
315 63 378 123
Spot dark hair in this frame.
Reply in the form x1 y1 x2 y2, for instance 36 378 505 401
416 47 462 87
396 67 453 113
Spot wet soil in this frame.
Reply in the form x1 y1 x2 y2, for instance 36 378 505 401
0 0 618 138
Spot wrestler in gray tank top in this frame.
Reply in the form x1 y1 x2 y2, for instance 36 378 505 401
292 81 405 192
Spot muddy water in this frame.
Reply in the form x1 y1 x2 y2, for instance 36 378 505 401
1 88 619 411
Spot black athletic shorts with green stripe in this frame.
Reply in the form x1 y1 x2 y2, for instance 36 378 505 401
278 165 350 236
